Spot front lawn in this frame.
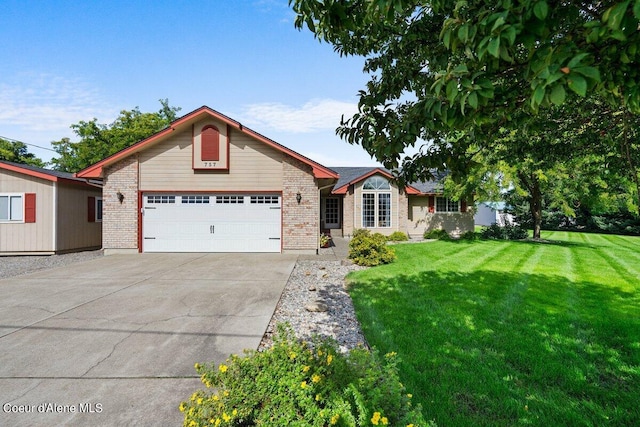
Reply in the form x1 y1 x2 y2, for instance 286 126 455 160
347 231 640 426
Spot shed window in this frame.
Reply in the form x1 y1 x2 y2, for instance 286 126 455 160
0 194 24 222
201 125 220 161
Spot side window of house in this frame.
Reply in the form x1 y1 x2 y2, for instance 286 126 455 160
96 198 103 222
436 197 459 213
361 176 392 228
88 196 103 222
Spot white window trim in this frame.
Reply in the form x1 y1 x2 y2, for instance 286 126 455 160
435 196 460 213
361 191 392 228
0 193 25 223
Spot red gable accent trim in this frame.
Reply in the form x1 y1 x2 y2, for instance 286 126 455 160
76 106 338 180
201 125 220 161
331 167 421 195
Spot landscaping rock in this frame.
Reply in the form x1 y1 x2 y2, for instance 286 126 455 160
260 259 368 353
305 300 328 312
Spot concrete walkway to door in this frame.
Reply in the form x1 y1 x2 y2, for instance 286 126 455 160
0 253 297 426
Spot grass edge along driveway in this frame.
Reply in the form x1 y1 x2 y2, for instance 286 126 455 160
347 231 640 427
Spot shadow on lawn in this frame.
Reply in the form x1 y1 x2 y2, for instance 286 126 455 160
349 269 640 427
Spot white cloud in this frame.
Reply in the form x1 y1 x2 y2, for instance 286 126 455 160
0 73 115 132
240 99 358 133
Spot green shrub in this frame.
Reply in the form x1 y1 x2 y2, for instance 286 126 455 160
387 231 409 242
423 229 451 240
480 223 529 240
348 229 396 266
459 231 478 241
181 324 431 427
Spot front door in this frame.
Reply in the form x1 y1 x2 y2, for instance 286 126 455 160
323 197 340 229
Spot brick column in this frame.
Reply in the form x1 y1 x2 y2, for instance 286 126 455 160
103 155 139 254
282 156 318 253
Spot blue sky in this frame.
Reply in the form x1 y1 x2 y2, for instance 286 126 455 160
0 0 380 167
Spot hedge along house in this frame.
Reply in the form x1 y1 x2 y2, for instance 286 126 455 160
0 160 103 255
75 106 338 254
321 167 474 238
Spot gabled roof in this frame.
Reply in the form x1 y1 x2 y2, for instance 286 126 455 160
75 106 338 180
0 160 101 187
329 166 435 195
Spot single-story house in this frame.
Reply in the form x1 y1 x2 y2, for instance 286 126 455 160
0 160 103 255
321 167 473 239
75 106 473 254
475 201 515 226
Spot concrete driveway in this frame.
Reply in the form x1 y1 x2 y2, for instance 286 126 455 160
0 253 297 426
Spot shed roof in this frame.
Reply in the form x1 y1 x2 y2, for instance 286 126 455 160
0 160 101 187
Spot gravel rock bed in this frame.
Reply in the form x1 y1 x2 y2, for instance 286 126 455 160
260 259 369 353
0 250 103 280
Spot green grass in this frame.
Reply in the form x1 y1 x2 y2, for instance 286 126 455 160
346 231 640 426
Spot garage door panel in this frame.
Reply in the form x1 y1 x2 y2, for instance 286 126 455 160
142 194 281 253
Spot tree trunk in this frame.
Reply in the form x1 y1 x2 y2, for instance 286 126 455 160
530 178 543 239
518 171 543 239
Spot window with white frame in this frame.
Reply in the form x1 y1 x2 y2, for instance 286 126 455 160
362 176 391 228
436 197 459 212
0 194 23 222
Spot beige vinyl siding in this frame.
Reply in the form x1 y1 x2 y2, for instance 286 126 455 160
56 183 102 252
0 170 54 253
139 127 284 191
407 196 474 237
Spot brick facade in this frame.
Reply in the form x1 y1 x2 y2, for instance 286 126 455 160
103 156 139 253
282 156 318 252
398 189 409 234
342 187 355 237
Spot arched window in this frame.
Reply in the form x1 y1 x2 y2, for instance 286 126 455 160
363 176 391 190
201 125 220 161
362 175 391 228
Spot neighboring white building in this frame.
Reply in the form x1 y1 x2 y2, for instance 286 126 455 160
475 202 515 226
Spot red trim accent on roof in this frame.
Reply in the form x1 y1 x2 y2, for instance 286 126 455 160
331 167 421 195
76 106 338 180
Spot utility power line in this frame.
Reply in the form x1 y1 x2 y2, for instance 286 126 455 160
0 135 57 152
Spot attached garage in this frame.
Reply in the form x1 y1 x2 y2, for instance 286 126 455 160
142 193 281 253
75 106 339 255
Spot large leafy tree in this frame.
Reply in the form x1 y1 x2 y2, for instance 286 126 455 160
51 99 181 173
290 1 640 170
445 96 639 237
0 137 45 167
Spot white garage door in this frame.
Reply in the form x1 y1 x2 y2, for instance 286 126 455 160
142 194 281 252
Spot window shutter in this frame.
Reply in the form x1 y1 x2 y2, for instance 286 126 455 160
461 200 467 212
428 196 435 213
88 196 96 222
201 126 220 161
25 193 36 223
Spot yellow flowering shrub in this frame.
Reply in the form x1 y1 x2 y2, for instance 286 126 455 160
180 324 432 426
